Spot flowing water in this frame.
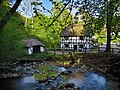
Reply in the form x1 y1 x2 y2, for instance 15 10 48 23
68 72 114 90
0 64 119 90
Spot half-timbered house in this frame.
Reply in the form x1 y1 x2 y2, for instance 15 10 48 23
60 24 92 51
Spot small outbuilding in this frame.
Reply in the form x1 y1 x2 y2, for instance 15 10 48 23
22 38 45 55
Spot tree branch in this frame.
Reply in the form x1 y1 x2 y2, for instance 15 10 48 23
0 0 22 32
47 0 71 28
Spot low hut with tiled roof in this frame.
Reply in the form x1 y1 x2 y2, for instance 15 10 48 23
22 38 45 55
60 24 92 51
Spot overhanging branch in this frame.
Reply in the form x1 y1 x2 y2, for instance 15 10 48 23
47 0 71 28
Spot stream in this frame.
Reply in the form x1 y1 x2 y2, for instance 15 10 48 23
0 62 119 90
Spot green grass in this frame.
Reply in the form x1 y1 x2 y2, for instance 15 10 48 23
33 64 58 80
23 52 54 60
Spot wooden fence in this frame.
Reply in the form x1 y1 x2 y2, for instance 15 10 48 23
46 47 120 54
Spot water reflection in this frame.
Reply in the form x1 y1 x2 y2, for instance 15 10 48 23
0 76 39 90
68 72 111 90
83 73 106 89
22 76 36 83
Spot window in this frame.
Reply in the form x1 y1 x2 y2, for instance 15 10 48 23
65 44 69 48
79 44 84 48
61 38 63 41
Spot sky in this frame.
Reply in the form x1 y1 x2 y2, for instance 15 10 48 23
41 0 52 10
39 0 77 16
18 0 52 17
10 0 76 17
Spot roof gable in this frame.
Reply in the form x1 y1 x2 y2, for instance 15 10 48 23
60 24 84 37
22 38 44 47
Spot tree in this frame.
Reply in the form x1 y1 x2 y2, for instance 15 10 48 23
47 0 72 47
27 0 72 48
1 0 119 50
48 0 71 27
80 11 95 37
0 0 22 31
111 15 120 39
106 0 111 52
0 0 28 61
105 0 120 52
72 0 120 52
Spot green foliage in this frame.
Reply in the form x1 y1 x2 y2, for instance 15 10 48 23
78 0 106 37
0 0 119 61
0 1 28 61
0 0 10 18
26 1 72 48
76 0 120 45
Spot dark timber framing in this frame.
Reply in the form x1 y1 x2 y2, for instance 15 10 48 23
60 24 92 51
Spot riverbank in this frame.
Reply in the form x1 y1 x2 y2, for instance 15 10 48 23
42 52 120 88
0 52 120 89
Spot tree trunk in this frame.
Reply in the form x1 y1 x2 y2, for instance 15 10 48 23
0 0 22 32
105 0 112 52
